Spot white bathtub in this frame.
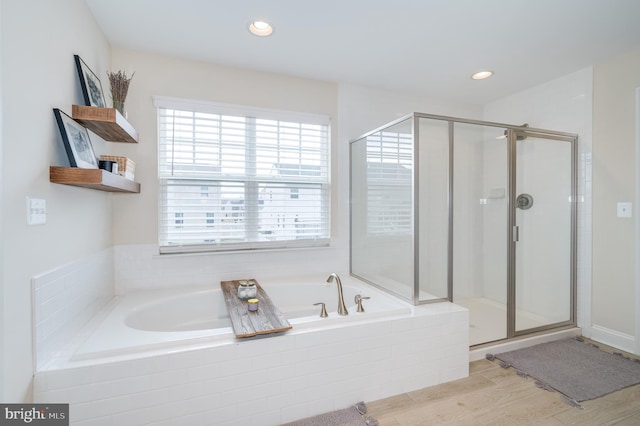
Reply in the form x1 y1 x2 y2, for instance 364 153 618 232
35 274 469 425
71 275 412 361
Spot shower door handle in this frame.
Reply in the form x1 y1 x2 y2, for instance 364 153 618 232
513 226 519 242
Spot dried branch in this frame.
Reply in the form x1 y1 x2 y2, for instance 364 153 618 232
107 70 135 111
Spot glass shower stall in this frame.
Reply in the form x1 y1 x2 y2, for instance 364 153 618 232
350 113 577 346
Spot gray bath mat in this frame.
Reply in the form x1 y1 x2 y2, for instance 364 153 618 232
489 337 640 405
281 402 378 426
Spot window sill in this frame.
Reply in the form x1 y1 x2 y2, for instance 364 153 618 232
152 243 336 259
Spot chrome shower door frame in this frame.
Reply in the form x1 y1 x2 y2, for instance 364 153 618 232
350 113 578 344
506 128 578 338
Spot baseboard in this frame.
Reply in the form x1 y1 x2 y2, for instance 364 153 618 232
590 325 637 354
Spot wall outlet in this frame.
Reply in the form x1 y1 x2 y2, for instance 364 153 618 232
27 197 46 225
617 202 632 218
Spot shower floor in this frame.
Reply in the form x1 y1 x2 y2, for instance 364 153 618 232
455 297 551 346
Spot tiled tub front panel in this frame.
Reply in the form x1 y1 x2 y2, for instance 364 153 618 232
34 304 468 426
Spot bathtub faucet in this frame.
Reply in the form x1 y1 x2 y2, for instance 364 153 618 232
326 273 349 316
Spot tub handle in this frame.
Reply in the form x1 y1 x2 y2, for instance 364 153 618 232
313 302 328 318
354 295 370 312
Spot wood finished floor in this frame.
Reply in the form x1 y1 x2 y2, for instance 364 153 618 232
367 339 640 425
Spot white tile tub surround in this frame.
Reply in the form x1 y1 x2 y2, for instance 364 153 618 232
32 248 115 371
34 303 468 426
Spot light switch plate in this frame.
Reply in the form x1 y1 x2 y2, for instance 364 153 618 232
617 202 632 218
27 197 46 225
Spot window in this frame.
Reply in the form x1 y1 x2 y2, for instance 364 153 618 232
155 97 330 253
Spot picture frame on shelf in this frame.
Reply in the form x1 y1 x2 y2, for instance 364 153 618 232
53 108 98 169
74 54 106 108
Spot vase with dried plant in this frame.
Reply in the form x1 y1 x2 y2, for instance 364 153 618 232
107 70 134 117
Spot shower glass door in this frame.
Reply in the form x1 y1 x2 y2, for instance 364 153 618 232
511 131 575 334
453 124 576 346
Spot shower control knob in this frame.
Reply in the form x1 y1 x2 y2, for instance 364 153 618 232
516 193 534 210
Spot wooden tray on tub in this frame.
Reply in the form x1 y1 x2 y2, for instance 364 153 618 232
220 279 292 338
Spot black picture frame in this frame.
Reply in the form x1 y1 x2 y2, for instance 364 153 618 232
74 55 106 108
53 108 98 169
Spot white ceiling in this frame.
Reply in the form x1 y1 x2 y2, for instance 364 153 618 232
85 0 640 105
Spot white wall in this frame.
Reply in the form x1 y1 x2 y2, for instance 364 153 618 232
592 48 640 352
337 83 482 142
1 0 112 401
483 68 593 334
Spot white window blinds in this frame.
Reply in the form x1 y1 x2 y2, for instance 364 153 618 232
155 97 330 253
366 130 413 236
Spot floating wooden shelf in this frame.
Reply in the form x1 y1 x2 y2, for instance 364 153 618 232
50 166 140 193
72 105 138 143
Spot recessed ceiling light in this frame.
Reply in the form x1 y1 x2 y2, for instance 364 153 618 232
471 70 494 80
249 20 273 37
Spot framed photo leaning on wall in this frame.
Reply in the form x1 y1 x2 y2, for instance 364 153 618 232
53 108 98 168
74 54 106 108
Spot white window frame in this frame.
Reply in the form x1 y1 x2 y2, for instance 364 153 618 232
154 96 331 254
